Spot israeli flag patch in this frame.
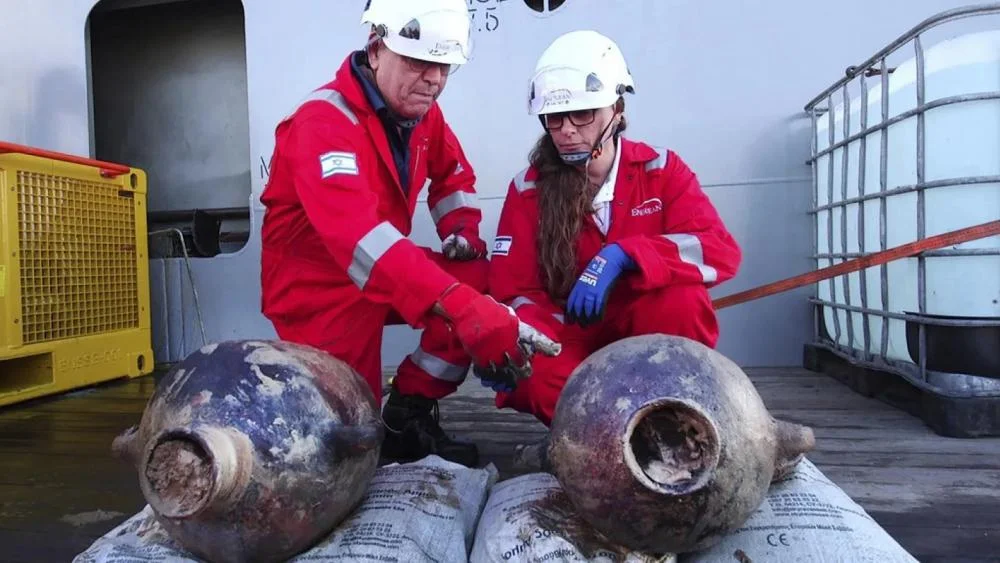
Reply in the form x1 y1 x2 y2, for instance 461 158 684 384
320 151 359 178
492 236 512 256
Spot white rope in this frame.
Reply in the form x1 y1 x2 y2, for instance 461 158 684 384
148 228 208 346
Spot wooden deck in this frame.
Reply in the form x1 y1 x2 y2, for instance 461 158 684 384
0 366 997 562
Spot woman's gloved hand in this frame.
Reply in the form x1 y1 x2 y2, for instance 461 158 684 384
565 243 635 327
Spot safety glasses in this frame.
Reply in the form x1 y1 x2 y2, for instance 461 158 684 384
401 54 460 76
542 109 597 130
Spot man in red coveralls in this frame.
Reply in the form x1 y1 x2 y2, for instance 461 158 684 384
258 0 559 468
483 30 743 432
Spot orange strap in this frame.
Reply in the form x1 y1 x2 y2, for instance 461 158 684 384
0 141 131 178
712 220 1000 310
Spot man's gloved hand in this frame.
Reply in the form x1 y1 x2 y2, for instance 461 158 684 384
436 283 560 389
565 243 635 327
442 227 487 261
473 311 561 393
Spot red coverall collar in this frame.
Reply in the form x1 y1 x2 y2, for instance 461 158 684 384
619 137 662 168
326 52 433 198
329 51 437 128
331 52 377 120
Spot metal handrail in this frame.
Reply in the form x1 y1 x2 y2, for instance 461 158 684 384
808 175 1000 213
804 2 1000 110
806 92 1000 163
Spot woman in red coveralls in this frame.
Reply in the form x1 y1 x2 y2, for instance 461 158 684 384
484 30 743 428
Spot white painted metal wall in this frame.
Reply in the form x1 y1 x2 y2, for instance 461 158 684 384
0 0 981 369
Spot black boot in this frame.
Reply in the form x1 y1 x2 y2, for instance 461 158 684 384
381 387 479 467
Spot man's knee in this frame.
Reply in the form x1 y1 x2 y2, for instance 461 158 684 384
495 376 558 426
620 283 719 348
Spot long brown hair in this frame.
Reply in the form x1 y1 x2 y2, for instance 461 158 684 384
532 111 627 303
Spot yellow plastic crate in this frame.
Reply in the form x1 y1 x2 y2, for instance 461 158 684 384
0 141 153 407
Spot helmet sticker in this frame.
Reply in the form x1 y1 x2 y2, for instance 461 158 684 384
543 89 572 109
428 40 462 56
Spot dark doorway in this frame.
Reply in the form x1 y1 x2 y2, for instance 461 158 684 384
87 0 251 256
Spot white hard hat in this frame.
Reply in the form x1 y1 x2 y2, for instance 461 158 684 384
528 30 635 115
361 0 473 66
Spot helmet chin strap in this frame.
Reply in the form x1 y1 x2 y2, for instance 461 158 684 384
559 151 591 164
558 114 618 166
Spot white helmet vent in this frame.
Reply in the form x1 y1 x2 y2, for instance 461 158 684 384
585 73 604 93
399 19 420 40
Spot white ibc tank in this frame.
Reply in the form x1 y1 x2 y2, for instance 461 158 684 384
814 30 1000 366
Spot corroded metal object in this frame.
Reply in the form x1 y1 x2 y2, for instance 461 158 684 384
112 340 383 563
548 334 816 555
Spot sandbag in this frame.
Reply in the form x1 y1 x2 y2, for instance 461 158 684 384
74 455 498 563
470 472 676 563
680 458 918 562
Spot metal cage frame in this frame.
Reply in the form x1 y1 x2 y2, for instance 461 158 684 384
804 3 1000 397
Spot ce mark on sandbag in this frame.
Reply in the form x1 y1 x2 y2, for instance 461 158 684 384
767 533 792 547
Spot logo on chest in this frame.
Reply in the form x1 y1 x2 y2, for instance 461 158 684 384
631 197 663 217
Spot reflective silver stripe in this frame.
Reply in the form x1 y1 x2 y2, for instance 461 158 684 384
430 191 479 224
410 348 468 382
508 296 564 324
661 233 718 283
644 147 669 172
513 168 535 194
285 88 358 125
510 296 534 310
348 222 405 289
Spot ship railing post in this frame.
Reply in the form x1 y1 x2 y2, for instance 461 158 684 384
879 56 891 365
827 93 842 350
858 69 872 362
810 106 821 346
914 34 928 383
840 82 856 357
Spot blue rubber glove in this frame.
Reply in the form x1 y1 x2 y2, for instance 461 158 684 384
472 359 518 392
565 243 635 327
479 374 515 393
